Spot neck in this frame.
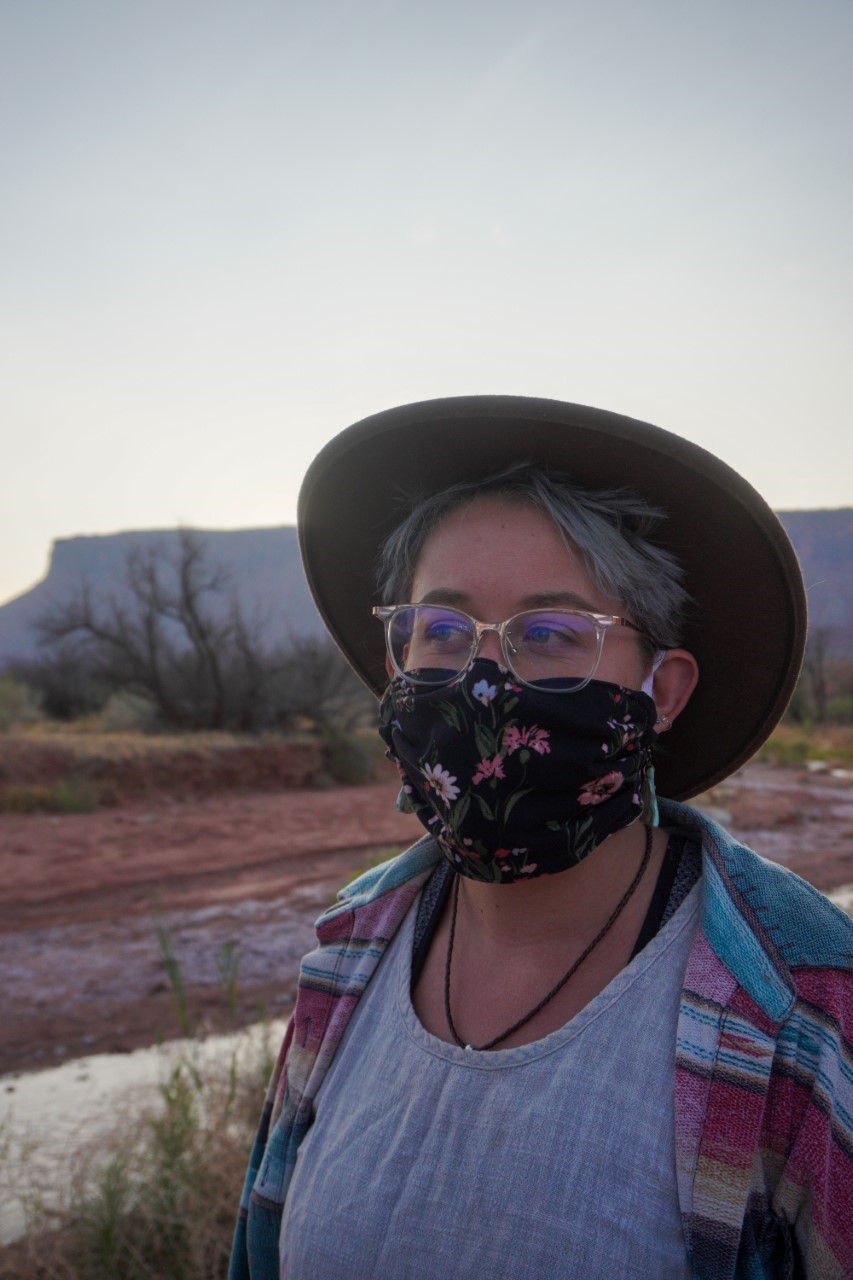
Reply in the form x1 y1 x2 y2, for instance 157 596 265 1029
455 821 660 949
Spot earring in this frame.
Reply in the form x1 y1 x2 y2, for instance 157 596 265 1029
640 752 659 827
395 785 415 814
655 714 671 730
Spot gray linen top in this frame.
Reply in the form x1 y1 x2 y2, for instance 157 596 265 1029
280 878 701 1279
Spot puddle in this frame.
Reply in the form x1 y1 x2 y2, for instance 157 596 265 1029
0 1019 286 1245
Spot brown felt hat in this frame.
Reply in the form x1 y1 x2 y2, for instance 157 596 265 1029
297 395 807 800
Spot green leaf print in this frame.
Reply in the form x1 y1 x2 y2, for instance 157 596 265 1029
503 786 534 821
436 700 462 731
474 793 495 821
451 791 471 828
474 722 497 760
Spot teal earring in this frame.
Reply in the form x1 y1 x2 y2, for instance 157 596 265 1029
395 785 415 814
639 751 659 828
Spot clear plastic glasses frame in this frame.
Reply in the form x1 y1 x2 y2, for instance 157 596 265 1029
372 603 649 693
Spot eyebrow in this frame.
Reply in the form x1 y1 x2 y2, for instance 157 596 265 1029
415 589 605 614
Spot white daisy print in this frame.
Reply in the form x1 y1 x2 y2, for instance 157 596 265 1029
422 763 460 804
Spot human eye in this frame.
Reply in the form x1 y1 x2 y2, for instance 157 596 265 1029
523 619 559 646
417 608 472 650
521 613 584 648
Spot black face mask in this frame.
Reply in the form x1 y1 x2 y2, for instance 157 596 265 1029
378 659 658 884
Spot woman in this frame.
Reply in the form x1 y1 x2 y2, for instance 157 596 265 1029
231 396 853 1279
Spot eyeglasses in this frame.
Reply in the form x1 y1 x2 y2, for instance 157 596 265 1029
373 603 649 693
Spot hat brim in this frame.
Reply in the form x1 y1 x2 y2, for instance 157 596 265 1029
297 395 807 800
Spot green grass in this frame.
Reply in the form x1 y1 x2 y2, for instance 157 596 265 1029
3 1049 272 1279
756 723 853 769
0 929 276 1280
0 776 109 814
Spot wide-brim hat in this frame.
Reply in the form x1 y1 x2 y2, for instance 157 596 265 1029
297 395 807 800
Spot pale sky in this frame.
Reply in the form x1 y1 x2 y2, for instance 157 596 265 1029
2 0 851 606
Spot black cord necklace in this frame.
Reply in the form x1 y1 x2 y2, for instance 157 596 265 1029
444 824 653 1052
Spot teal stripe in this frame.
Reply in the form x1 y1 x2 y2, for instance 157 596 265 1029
322 837 440 919
701 856 793 1021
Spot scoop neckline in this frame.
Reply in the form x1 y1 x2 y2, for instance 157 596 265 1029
397 878 702 1070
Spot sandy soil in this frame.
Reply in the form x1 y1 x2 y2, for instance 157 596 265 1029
1 782 422 1075
2 764 852 1077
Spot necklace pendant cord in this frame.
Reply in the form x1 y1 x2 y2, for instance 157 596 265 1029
444 824 654 1053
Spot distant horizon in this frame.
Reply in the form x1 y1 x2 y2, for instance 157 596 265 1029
4 502 850 611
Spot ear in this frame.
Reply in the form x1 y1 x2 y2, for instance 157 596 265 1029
648 649 699 735
385 654 395 681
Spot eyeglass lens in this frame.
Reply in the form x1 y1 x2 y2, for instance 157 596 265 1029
387 605 599 688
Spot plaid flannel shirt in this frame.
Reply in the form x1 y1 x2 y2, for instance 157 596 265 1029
230 801 853 1279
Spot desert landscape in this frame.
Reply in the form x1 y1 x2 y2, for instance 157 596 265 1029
1 511 848 1082
1 734 852 1272
2 747 852 1079
1 768 422 1077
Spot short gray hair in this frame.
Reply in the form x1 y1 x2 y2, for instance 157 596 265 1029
376 463 692 650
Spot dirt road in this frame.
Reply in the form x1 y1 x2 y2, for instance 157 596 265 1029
2 765 852 1076
1 782 421 1075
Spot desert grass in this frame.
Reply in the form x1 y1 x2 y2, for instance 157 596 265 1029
1 1042 274 1280
0 718 393 810
756 722 853 769
0 777 106 815
0 725 357 809
0 931 276 1280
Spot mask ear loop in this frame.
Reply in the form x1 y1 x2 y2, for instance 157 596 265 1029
641 649 666 699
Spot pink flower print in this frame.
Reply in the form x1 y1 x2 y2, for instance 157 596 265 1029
423 763 460 804
502 724 551 756
472 753 506 785
578 771 624 805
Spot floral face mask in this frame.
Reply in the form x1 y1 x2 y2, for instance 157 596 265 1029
378 659 658 884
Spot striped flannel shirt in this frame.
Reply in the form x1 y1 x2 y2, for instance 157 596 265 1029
230 800 853 1280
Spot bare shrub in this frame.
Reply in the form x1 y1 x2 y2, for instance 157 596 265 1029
30 532 373 734
10 645 108 722
0 676 41 732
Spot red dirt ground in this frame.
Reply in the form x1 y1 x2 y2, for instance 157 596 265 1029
2 764 852 1077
